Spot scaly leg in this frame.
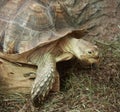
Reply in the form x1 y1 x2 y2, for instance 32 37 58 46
31 53 57 107
56 52 73 62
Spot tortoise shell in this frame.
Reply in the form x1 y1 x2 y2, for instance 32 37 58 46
0 0 84 54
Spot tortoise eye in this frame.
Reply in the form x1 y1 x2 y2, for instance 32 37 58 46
88 51 92 54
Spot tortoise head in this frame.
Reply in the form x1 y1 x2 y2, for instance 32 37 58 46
65 38 99 65
77 39 99 65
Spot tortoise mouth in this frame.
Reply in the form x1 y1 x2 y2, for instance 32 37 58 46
79 55 100 65
92 56 99 60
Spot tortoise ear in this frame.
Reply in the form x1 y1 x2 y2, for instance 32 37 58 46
68 29 89 39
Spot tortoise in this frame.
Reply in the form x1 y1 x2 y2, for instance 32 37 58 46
0 0 99 106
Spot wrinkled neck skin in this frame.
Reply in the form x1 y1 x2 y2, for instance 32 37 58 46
58 37 82 59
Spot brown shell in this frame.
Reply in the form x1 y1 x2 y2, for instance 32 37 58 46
0 0 83 54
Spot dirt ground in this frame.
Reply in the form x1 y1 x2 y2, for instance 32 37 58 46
0 37 120 112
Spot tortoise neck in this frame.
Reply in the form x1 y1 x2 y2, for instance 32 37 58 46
59 36 77 54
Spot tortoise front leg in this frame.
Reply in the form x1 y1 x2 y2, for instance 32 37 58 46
56 52 73 62
31 53 57 107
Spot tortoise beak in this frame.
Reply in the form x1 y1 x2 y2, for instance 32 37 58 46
79 54 100 65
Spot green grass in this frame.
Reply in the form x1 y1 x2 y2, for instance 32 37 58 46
0 37 120 112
